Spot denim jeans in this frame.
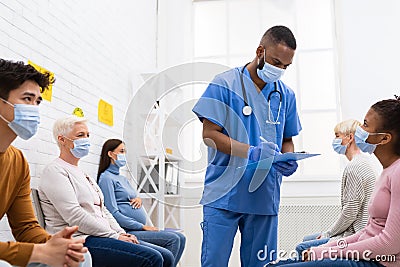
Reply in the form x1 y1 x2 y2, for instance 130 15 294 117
296 237 330 260
84 235 163 267
0 252 92 267
129 230 186 267
302 233 322 242
138 240 174 267
267 258 384 267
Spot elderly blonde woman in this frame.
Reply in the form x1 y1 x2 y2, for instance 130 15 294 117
295 119 378 259
38 116 164 267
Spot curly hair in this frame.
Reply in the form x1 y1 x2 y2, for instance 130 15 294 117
371 95 400 155
0 59 55 99
261 25 297 50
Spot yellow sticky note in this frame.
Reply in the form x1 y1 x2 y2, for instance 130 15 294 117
73 107 84 117
98 99 113 126
28 60 54 102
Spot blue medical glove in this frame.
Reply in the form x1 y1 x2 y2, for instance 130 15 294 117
248 142 279 162
273 160 298 176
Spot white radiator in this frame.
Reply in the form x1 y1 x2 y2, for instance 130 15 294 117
277 204 341 253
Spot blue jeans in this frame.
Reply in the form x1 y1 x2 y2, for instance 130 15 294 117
130 230 186 267
296 236 330 260
84 236 163 267
267 258 384 266
302 233 322 242
138 240 174 267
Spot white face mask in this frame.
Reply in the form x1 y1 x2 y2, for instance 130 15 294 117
332 138 348 155
114 153 127 168
0 98 40 140
64 137 90 158
354 126 386 154
256 49 285 83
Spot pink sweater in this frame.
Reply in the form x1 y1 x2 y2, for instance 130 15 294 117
311 158 400 266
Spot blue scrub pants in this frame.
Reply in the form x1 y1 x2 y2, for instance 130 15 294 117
201 205 278 267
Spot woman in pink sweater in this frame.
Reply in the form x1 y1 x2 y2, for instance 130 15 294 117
270 97 400 266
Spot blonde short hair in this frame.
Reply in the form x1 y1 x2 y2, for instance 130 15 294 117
53 116 88 147
334 119 361 135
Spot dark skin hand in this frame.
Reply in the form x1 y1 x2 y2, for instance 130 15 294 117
203 118 294 157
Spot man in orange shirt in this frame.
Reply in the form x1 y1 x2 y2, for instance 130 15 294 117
0 59 88 267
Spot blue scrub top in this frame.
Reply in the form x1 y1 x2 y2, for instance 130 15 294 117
192 65 302 215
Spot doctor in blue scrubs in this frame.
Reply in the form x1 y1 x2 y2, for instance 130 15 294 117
192 26 302 267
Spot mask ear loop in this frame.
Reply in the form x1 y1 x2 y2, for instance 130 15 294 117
261 47 267 68
58 136 70 149
367 132 390 145
110 151 119 164
0 113 10 124
0 97 14 107
376 133 390 146
343 134 351 147
0 98 14 124
257 46 266 70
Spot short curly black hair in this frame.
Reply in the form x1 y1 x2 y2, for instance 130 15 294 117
0 59 55 100
371 95 400 156
261 25 297 50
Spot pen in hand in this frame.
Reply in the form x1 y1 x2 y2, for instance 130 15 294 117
259 136 281 154
260 136 307 154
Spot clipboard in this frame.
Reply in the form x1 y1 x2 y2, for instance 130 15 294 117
238 153 320 170
272 152 320 163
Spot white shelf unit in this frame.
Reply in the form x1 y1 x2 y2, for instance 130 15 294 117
135 101 184 230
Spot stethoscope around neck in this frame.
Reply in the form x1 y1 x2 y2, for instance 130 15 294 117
240 63 282 124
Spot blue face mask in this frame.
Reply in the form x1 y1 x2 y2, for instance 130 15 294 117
332 138 347 155
354 126 384 154
114 153 127 168
0 98 40 140
66 137 90 158
256 49 285 83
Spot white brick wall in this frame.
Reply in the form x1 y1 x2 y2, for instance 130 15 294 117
0 0 157 239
